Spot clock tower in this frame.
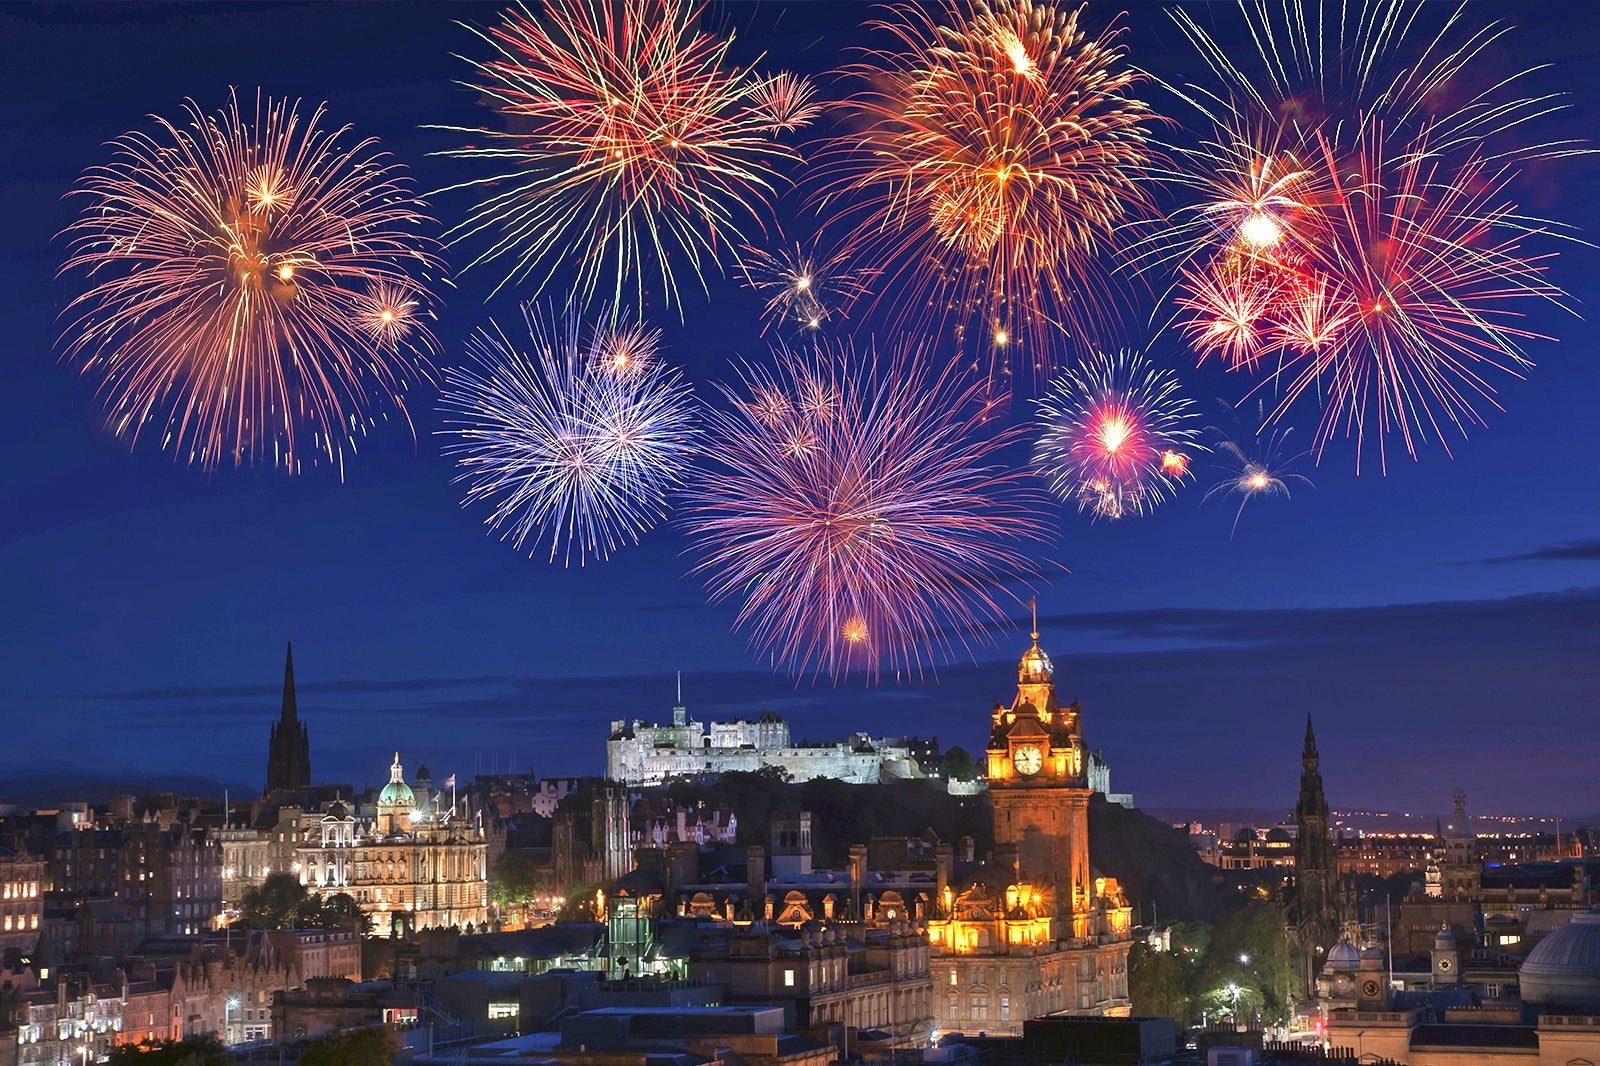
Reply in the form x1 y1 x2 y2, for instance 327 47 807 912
986 625 1093 934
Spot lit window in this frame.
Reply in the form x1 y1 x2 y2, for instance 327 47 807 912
784 969 795 987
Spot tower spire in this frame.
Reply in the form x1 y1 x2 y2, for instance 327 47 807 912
265 641 311 796
1030 597 1038 642
1303 713 1317 759
281 641 298 723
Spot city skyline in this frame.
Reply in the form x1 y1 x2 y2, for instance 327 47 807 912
2 1 1597 815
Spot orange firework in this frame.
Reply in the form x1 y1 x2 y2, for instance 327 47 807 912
434 0 804 312
816 0 1157 384
58 90 443 477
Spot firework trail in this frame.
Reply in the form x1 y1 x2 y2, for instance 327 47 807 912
1153 0 1581 471
815 0 1157 385
737 240 871 336
58 90 443 477
683 341 1048 681
433 0 806 312
439 306 698 566
1032 349 1203 520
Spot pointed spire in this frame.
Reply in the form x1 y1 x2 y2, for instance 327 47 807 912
1303 714 1317 757
281 642 298 723
1029 597 1038 642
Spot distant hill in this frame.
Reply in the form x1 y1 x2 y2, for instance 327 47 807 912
0 773 251 808
652 773 1228 923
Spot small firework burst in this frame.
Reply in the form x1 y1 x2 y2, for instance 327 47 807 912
738 240 871 335
1204 426 1313 538
438 306 698 566
748 72 823 133
57 90 443 476
683 340 1047 680
1033 350 1203 520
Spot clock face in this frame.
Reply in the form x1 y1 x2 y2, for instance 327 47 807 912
1438 958 1453 972
1014 745 1043 776
1362 979 1381 998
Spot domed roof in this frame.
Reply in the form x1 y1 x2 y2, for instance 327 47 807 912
1018 637 1053 684
1520 911 1600 1009
1325 941 1361 971
378 752 417 809
324 801 349 820
1265 827 1292 844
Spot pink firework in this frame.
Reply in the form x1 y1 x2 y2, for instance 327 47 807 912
683 342 1048 680
1033 349 1202 519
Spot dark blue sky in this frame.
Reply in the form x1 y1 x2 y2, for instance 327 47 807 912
1 2 1596 816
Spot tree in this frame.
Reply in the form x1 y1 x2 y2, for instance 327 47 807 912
239 872 311 929
321 891 373 934
1128 941 1192 1025
108 1037 230 1066
489 853 544 907
1196 904 1300 1027
300 1027 395 1066
940 746 977 782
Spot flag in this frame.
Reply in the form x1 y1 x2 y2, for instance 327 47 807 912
443 773 457 789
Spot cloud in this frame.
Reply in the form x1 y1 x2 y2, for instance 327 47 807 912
9 589 1598 814
1481 539 1600 565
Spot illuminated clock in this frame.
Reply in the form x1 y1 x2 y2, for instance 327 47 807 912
1362 979 1381 998
1014 745 1043 776
1437 958 1453 973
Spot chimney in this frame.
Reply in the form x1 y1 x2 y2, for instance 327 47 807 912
746 845 766 916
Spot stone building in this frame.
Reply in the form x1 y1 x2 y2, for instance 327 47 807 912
924 631 1134 1033
0 847 43 956
48 821 222 941
1290 716 1340 997
606 703 925 787
294 754 489 938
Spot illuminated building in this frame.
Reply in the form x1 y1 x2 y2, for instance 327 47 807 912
925 631 1133 1032
0 846 44 954
607 704 925 786
294 753 489 938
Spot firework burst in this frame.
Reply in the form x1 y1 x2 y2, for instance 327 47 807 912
683 341 1047 680
815 0 1157 383
1156 0 1580 470
1032 350 1202 520
737 240 871 335
1204 426 1313 538
57 90 443 476
439 306 698 566
433 0 802 312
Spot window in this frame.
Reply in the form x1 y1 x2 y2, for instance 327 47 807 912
784 969 795 987
1000 998 1010 1022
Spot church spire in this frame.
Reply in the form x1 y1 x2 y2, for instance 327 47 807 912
281 642 298 723
1303 713 1318 764
265 641 312 796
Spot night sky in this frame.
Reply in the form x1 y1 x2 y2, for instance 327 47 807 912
2 1 1597 817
